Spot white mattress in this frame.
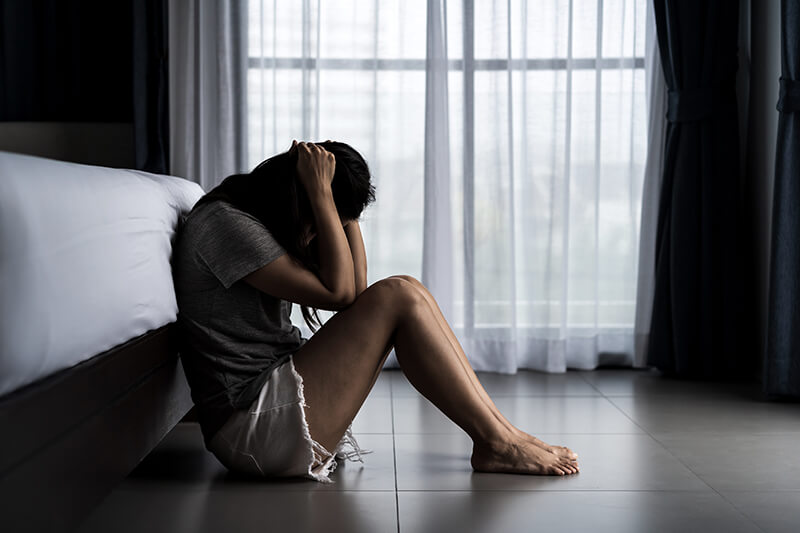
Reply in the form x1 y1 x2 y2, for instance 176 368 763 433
0 151 205 397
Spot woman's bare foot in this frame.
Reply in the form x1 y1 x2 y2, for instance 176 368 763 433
471 436 580 476
514 429 578 461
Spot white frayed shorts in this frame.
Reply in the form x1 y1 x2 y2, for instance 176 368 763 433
208 355 371 483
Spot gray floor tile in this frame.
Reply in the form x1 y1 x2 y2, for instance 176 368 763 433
576 369 761 399
125 424 395 492
216 434 396 492
118 423 228 486
78 368 800 533
369 369 394 396
79 487 398 533
392 369 600 397
351 395 393 434
397 491 761 533
654 433 800 491
722 491 800 533
394 433 709 492
392 395 643 434
610 396 800 434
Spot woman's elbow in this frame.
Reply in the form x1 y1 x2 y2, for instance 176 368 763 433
329 287 357 310
356 279 368 298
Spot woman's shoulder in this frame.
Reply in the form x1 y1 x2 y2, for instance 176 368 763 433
187 198 232 217
182 200 276 247
183 199 248 227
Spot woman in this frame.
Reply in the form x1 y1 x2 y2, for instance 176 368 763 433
172 140 580 483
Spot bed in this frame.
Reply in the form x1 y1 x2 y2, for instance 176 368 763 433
0 150 204 531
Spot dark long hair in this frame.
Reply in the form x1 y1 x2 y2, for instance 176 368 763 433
192 141 376 331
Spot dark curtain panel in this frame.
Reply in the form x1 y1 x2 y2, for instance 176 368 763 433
765 0 800 398
0 0 169 174
132 0 169 174
0 0 133 121
647 0 751 379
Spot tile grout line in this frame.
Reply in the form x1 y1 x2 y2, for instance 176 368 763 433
389 372 400 533
574 370 605 396
592 383 731 499
643 433 766 531
390 370 769 531
567 372 767 531
389 488 755 493
603 394 767 532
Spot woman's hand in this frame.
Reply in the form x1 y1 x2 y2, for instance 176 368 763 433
293 140 336 197
285 140 355 306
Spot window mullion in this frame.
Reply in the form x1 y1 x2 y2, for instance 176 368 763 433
301 0 310 139
463 0 475 335
594 1 604 333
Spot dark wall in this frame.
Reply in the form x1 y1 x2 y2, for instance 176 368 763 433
0 0 169 173
0 0 134 122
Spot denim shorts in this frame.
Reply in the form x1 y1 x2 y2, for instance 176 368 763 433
208 355 371 483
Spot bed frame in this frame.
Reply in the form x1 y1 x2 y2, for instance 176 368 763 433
0 325 193 532
0 126 194 531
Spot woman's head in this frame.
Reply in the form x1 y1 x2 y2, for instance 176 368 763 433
192 140 375 330
195 140 375 231
291 140 375 224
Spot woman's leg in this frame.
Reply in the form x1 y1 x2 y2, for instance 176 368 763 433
388 275 578 461
292 276 579 475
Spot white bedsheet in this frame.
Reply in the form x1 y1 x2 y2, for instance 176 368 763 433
0 151 205 397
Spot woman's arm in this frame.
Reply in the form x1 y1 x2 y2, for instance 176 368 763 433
344 220 367 296
243 142 356 309
307 188 355 304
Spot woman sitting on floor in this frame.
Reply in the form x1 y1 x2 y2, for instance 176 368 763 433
172 140 580 483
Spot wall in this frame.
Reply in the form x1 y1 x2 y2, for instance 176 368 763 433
0 122 134 168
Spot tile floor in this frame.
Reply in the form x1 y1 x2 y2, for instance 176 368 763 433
78 368 800 533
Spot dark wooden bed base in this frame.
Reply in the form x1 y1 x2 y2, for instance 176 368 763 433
0 324 193 532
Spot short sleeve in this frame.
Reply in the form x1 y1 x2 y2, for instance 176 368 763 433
196 204 287 289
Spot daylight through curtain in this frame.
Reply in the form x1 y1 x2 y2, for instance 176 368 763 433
245 0 648 372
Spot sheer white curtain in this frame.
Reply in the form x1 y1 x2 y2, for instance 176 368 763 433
246 0 648 373
169 0 248 190
633 3 666 368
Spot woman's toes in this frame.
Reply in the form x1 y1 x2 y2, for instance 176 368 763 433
560 446 578 459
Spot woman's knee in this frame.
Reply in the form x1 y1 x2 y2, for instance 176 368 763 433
388 274 426 291
366 276 427 317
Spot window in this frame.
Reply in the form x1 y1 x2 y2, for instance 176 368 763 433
247 0 646 336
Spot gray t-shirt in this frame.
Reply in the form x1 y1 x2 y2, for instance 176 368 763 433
172 200 307 446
